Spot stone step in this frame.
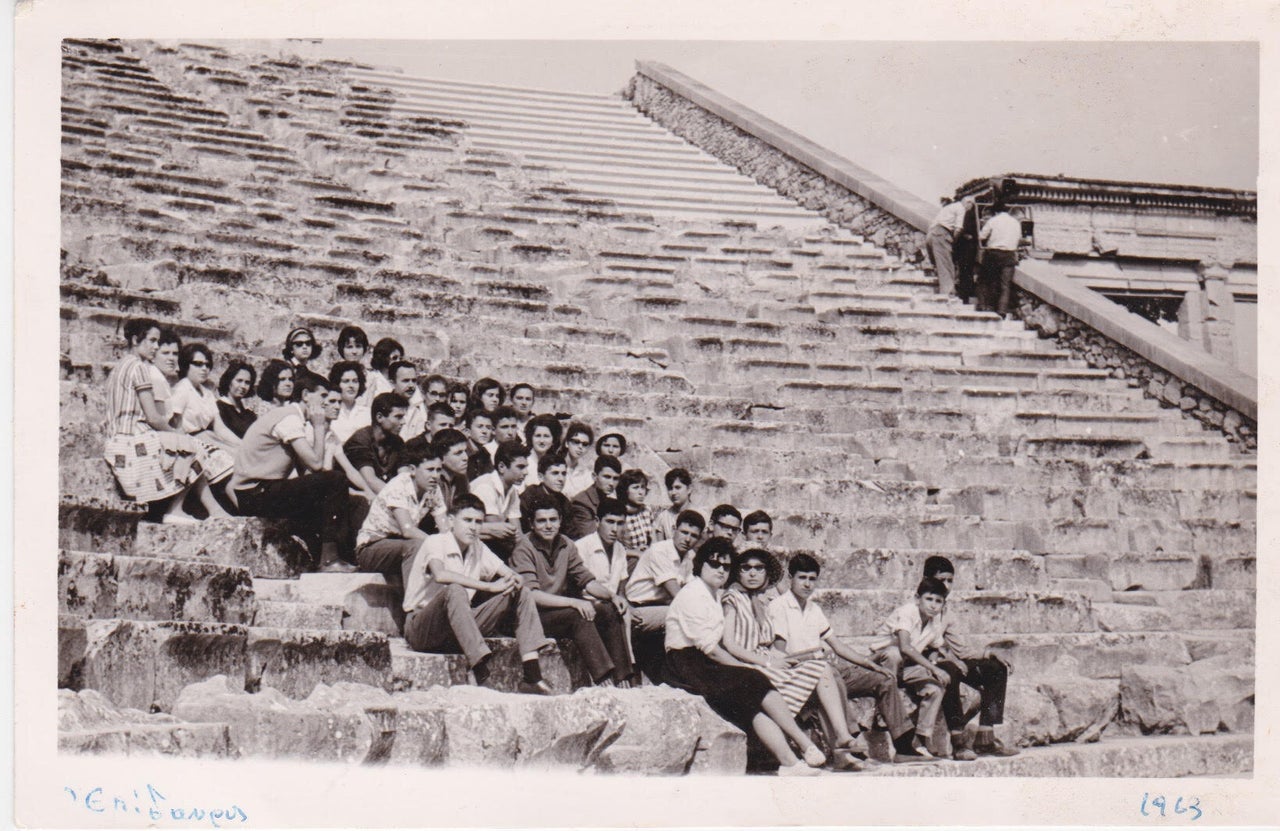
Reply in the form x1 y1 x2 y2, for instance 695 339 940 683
245 627 393 699
936 484 1256 522
911 457 1256 492
133 517 312 578
697 478 931 516
668 446 913 483
771 512 1255 556
58 495 148 556
1045 551 1255 592
816 588 1097 636
779 547 1048 593
58 688 233 758
59 550 256 624
1092 590 1255 632
388 637 593 694
253 573 404 636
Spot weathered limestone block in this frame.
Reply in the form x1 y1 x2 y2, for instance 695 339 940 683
254 573 401 635
75 620 248 712
1105 554 1201 591
172 676 385 763
58 495 146 556
592 685 746 774
245 627 392 699
113 554 255 624
59 550 117 618
59 688 231 758
134 517 311 578
59 614 88 688
388 637 588 694
1003 678 1119 746
1120 658 1253 735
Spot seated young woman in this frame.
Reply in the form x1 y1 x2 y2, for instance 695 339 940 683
522 413 563 489
102 318 231 524
664 537 826 776
167 342 237 485
328 360 371 443
257 360 296 409
560 421 595 499
470 377 505 415
366 337 405 400
281 327 327 391
216 361 259 440
722 548 863 770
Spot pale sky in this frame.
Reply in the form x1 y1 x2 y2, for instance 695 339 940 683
293 40 1259 204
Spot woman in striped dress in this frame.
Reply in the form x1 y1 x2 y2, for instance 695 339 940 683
722 548 862 763
102 318 231 524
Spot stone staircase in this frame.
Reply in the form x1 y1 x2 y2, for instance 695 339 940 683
57 39 1255 775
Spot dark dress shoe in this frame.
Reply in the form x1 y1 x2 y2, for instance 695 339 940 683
974 738 1019 757
517 680 554 696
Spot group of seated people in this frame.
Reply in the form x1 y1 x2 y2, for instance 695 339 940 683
101 318 1018 773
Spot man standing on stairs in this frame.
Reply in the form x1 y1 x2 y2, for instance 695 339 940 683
922 556 1019 760
229 375 357 573
978 202 1023 317
926 196 972 299
403 493 555 695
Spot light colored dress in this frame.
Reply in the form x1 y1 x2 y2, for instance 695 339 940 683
722 584 826 715
168 378 234 483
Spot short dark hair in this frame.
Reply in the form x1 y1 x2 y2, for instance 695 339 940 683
595 432 628 456
733 548 781 587
257 359 294 402
465 408 494 428
525 491 564 520
177 342 212 377
510 382 534 399
917 577 950 599
401 437 438 467
538 450 568 475
371 392 410 422
431 428 469 459
787 552 821 577
709 504 742 526
597 496 627 522
388 360 417 384
494 439 528 470
282 327 319 360
923 556 956 579
158 328 182 350
524 413 563 449
123 317 161 346
564 421 594 447
336 325 369 353
664 468 693 490
693 538 736 577
218 360 257 397
370 337 404 372
471 377 505 409
617 469 650 499
675 509 706 533
427 402 456 423
293 374 329 397
446 381 469 400
593 455 622 475
328 361 366 397
743 510 773 533
450 493 486 516
424 373 448 391
492 405 520 424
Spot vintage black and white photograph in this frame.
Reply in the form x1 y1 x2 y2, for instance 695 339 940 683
16 1 1274 826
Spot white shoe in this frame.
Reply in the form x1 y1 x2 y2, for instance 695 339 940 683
778 762 821 777
803 745 827 768
161 513 200 525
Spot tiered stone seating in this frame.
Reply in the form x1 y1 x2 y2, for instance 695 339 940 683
57 38 1254 775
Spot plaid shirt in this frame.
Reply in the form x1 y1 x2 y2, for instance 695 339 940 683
621 506 656 551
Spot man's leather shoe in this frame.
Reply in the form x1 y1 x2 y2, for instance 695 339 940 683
517 680 554 696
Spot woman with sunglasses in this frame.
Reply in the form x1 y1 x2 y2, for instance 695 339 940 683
723 548 863 769
170 343 241 451
561 421 595 499
282 327 327 393
664 538 826 776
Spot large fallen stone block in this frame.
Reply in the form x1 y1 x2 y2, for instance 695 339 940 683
134 517 310 578
58 688 231 758
1001 678 1119 747
74 619 248 712
1119 659 1254 736
245 627 392 698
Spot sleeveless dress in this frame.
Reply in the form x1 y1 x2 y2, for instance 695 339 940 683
722 585 826 715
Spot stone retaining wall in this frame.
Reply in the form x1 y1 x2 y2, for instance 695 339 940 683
1017 292 1256 450
625 67 929 261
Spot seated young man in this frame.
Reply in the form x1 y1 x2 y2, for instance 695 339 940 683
923 555 1018 759
617 469 656 553
653 468 694 542
424 402 456 441
391 361 430 442
742 510 774 549
489 406 521 458
463 408 496 481
625 509 705 684
707 504 743 543
769 553 928 761
402 494 554 695
468 439 527 561
564 455 622 541
519 451 570 534
431 428 472 509
343 392 409 496
231 376 357 573
354 440 447 582
575 497 629 596
510 493 635 687
868 576 955 759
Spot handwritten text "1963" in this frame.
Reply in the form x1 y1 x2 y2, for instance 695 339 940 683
1141 793 1203 822
65 783 248 827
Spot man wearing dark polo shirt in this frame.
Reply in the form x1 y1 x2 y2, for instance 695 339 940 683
510 493 635 687
344 392 408 495
519 452 570 534
564 455 621 541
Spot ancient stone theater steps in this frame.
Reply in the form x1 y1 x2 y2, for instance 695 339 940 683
57 39 1254 775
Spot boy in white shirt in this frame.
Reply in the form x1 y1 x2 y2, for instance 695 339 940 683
625 509 705 684
354 441 447 583
575 497 630 596
469 439 527 561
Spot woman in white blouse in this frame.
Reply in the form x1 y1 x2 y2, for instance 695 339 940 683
167 343 236 485
664 538 826 776
327 360 370 443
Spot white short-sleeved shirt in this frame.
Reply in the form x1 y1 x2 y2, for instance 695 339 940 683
399 390 428 441
563 463 594 500
768 591 832 654
331 402 371 443
469 471 521 521
626 539 692 605
980 211 1022 251
149 365 173 416
931 200 966 233
664 577 723 654
869 601 948 653
575 532 627 595
169 378 220 434
356 470 443 550
403 531 505 611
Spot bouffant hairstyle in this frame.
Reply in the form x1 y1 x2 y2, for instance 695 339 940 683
178 342 212 377
370 337 405 373
218 360 257 397
523 413 563 451
123 317 161 346
328 361 366 397
732 548 782 588
257 359 294 402
693 537 737 578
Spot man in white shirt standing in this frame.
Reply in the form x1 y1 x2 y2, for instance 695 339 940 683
978 203 1023 317
402 493 554 694
927 196 972 298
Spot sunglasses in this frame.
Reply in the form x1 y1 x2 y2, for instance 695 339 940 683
706 560 732 571
740 564 767 573
291 340 315 347
567 437 590 446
